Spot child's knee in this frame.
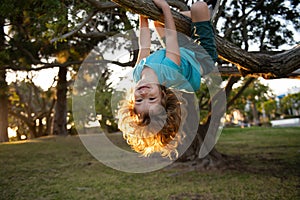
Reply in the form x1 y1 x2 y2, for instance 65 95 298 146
191 1 209 13
191 2 210 22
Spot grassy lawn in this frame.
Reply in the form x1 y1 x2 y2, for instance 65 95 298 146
0 127 299 200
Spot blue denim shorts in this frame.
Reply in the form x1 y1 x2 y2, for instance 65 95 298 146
191 21 218 62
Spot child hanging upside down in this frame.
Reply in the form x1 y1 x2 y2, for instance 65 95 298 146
117 0 218 159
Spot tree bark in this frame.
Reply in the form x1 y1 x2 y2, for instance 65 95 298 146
251 101 259 126
0 18 8 142
110 0 300 79
0 69 9 142
53 66 68 136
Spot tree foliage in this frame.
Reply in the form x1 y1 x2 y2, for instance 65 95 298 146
262 98 277 120
227 78 275 125
219 0 299 50
280 92 300 116
1 0 133 139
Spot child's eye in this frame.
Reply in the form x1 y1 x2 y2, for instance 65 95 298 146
136 99 142 102
149 97 156 101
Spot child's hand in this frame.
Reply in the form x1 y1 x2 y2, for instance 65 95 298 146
152 0 169 10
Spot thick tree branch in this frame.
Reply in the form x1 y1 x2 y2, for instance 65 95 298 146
86 0 189 11
227 77 255 108
111 0 300 79
84 0 119 11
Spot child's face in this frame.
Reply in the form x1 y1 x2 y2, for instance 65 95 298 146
134 82 162 114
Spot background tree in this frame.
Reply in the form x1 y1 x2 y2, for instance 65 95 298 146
0 4 10 142
228 78 274 126
0 0 71 140
261 98 277 121
280 92 300 117
95 68 118 133
0 0 125 140
8 79 56 138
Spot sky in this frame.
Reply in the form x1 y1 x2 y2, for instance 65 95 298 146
261 78 300 96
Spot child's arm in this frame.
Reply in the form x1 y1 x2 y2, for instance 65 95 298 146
136 15 151 65
153 0 180 66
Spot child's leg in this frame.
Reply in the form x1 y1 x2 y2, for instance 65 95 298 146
190 1 218 74
191 1 210 22
180 11 191 18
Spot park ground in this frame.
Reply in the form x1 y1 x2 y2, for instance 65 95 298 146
0 127 299 200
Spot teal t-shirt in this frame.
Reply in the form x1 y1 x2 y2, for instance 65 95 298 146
133 47 201 92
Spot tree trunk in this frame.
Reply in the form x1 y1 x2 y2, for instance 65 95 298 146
177 93 202 161
251 101 259 126
177 75 242 168
177 90 227 169
53 66 68 135
0 69 9 142
28 122 37 139
46 99 56 135
0 19 8 142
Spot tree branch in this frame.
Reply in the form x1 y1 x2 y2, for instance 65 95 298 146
84 0 119 11
50 10 98 43
223 0 263 37
227 77 255 108
111 0 300 79
86 0 189 11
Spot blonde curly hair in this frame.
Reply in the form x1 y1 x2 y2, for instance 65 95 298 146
117 85 187 159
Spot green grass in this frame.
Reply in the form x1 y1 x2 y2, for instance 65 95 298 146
0 127 299 200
